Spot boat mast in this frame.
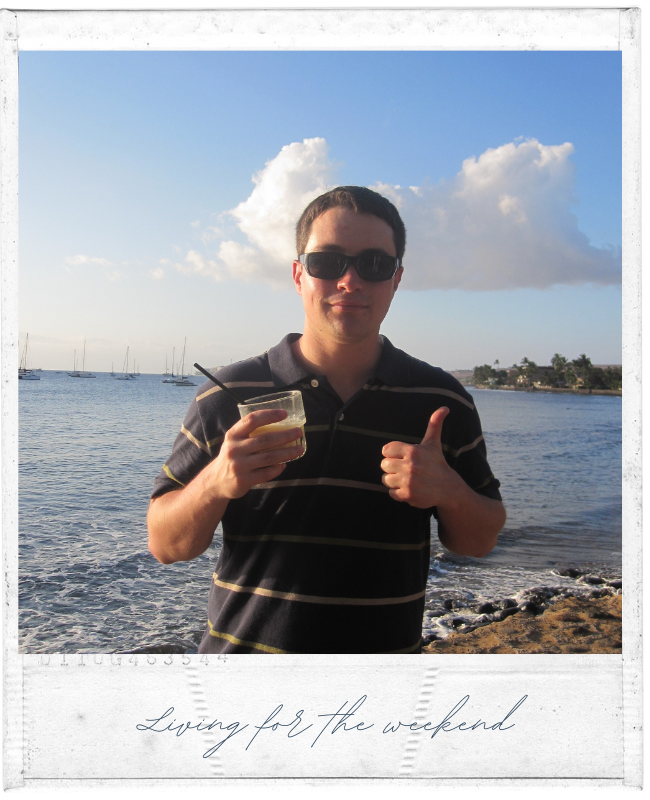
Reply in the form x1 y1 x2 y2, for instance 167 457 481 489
180 337 186 379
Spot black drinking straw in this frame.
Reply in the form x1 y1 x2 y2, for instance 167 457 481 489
193 362 246 404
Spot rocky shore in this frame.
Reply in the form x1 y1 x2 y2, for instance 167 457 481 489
423 587 622 655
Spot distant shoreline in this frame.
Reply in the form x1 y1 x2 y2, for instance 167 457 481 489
470 383 621 397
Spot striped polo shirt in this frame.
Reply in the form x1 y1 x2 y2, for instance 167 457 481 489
152 333 501 654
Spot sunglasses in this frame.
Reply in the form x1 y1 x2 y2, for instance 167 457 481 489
299 252 401 282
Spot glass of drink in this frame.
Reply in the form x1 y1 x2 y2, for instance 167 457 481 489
238 390 306 461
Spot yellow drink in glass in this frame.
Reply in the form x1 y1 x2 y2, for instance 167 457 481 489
238 390 306 461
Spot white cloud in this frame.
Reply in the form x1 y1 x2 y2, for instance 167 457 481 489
65 254 126 281
200 225 225 245
149 267 165 280
65 255 114 267
374 139 621 291
172 137 620 292
170 249 225 281
216 137 337 286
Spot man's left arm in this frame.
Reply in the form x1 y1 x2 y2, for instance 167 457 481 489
380 407 506 558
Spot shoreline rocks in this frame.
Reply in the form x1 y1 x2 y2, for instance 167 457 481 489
423 593 622 654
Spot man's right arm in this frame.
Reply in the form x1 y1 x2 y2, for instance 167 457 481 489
147 409 304 564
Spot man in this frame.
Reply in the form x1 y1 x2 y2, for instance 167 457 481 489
148 186 505 654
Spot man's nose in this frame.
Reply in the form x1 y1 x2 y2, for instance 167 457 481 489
336 264 364 291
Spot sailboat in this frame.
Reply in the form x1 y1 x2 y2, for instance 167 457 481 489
78 340 96 378
127 352 139 378
68 349 81 378
110 362 115 377
18 334 40 380
115 347 132 380
173 338 195 386
162 347 176 383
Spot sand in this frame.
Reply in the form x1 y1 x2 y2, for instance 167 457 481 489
422 593 622 654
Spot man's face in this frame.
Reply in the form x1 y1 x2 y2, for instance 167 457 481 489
292 206 403 346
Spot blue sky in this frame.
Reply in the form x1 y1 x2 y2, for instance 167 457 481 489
19 51 622 373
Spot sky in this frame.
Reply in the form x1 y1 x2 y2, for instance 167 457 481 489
18 50 622 373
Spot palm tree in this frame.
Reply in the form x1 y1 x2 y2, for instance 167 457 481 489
551 353 568 387
572 354 593 388
573 354 592 370
565 366 579 387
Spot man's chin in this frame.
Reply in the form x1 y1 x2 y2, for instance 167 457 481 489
325 318 378 344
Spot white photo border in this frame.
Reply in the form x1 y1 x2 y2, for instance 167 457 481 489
1 7 641 790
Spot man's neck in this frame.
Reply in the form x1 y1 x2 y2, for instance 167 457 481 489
291 330 382 404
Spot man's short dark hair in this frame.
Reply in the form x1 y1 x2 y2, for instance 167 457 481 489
296 186 406 260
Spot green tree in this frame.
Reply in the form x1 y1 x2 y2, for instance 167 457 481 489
565 366 578 387
572 354 593 387
539 371 556 387
519 357 538 387
551 353 568 386
603 367 622 391
473 364 495 385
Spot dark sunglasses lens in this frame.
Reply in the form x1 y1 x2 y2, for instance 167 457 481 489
305 252 345 279
357 254 398 282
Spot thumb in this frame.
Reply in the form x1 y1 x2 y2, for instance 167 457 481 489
420 406 450 447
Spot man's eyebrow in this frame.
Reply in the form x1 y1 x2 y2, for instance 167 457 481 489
312 245 394 256
313 245 347 253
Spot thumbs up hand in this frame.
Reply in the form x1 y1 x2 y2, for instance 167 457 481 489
381 406 463 509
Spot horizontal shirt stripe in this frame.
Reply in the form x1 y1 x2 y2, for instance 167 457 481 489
337 425 485 457
162 463 185 486
181 424 209 453
250 477 389 493
213 573 426 606
336 423 421 444
223 532 427 551
448 434 484 457
207 620 291 654
197 380 275 402
207 619 419 654
370 385 475 410
475 474 495 491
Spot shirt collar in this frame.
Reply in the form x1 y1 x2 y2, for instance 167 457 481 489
267 333 312 388
268 332 411 389
371 335 411 386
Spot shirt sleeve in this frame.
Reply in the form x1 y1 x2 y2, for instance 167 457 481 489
151 394 216 499
443 402 502 503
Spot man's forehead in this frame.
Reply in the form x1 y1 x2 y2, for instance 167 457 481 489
306 207 397 255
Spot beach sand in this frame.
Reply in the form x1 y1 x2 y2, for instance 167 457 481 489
423 593 622 654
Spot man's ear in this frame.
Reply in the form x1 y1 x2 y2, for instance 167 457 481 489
292 260 304 295
392 265 404 292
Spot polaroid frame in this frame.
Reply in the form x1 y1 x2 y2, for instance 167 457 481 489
1 7 641 790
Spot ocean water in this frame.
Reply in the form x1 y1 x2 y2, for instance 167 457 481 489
18 373 622 653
